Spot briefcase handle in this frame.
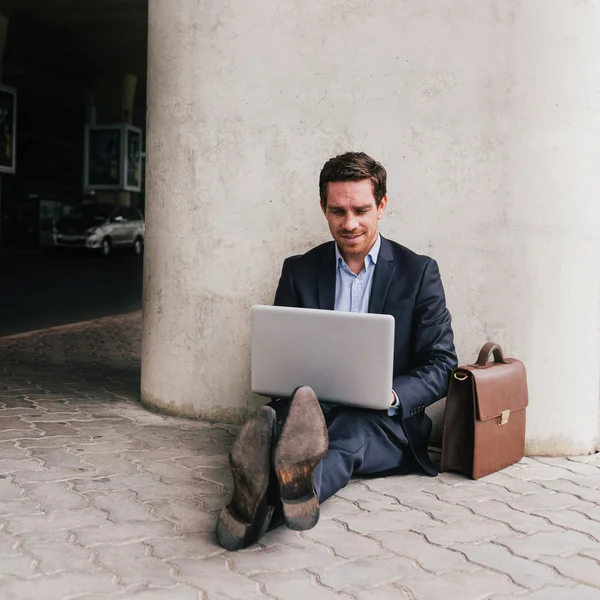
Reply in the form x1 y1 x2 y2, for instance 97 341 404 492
475 342 508 367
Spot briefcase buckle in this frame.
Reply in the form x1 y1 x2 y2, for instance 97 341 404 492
498 410 510 426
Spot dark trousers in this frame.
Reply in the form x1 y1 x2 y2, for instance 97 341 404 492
268 398 416 504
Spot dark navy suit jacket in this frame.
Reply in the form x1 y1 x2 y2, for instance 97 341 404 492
273 235 458 475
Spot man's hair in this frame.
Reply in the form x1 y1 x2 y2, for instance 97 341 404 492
319 152 387 207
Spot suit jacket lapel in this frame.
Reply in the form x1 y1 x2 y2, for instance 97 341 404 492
369 236 396 314
317 242 336 310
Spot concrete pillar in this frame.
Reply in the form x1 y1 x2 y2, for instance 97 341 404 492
142 0 600 454
92 74 137 206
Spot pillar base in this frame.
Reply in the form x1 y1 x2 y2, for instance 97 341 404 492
140 390 254 424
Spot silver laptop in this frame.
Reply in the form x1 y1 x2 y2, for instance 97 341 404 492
251 305 395 410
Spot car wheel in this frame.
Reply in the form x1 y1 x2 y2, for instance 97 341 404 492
101 237 112 256
133 236 143 256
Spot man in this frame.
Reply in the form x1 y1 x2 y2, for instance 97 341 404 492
216 152 457 550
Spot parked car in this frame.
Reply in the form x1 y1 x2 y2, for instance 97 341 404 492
52 204 145 256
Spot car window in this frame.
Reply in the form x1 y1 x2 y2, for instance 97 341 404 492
127 207 140 221
69 205 111 223
110 206 127 222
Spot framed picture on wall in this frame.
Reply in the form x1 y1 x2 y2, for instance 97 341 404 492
0 85 17 175
83 124 143 191
124 126 142 192
84 124 123 190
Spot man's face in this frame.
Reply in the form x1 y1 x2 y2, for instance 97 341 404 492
322 179 387 258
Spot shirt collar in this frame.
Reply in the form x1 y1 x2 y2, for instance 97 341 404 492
335 234 381 269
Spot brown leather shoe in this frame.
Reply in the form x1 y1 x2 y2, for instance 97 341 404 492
273 386 328 531
215 406 276 550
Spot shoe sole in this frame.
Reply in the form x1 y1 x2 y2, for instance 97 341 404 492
273 386 328 531
215 406 275 550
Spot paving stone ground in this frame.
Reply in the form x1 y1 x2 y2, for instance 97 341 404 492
2 313 600 599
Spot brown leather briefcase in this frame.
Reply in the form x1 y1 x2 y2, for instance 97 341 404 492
440 342 528 479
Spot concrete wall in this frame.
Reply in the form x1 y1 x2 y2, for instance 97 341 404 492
142 0 600 454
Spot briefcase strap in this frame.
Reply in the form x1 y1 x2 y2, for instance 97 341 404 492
453 342 510 379
475 342 508 367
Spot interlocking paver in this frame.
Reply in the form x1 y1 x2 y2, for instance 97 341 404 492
392 491 481 523
71 473 160 493
0 442 32 460
501 491 595 514
539 554 600 588
258 526 313 548
78 587 203 600
11 466 97 484
137 460 196 484
364 473 449 494
536 478 600 503
536 509 600 541
453 541 570 589
0 555 37 578
0 417 37 431
25 540 97 574
29 421 79 436
1 448 45 466
479 472 548 495
467 500 560 534
503 464 584 481
124 448 201 463
3 507 108 535
3 312 600 598
561 474 600 489
144 535 222 560
300 518 385 558
580 548 600 563
147 499 216 534
0 532 22 557
85 490 159 522
24 481 88 511
308 554 430 591
171 556 271 599
353 587 409 600
312 495 362 521
0 478 25 501
412 519 518 546
94 542 176 586
81 453 141 476
0 571 119 600
370 530 478 573
497 530 600 558
254 570 355 600
0 428 44 442
13 529 73 547
18 435 89 449
74 520 177 546
342 507 440 534
28 446 88 471
335 483 405 510
397 570 525 600
0 499 43 518
427 481 519 504
535 457 600 476
134 483 213 502
231 542 341 574
22 411 93 423
490 584 600 600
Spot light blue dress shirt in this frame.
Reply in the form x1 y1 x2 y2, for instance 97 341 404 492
334 234 381 313
333 235 399 415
